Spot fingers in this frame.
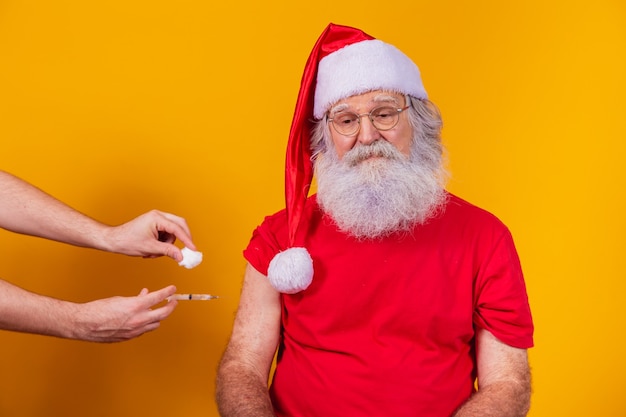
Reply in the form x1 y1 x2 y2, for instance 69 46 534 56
154 210 196 250
149 298 178 322
143 210 196 262
139 294 179 328
157 230 176 244
138 285 177 307
119 209 198 261
125 286 178 339
155 242 184 262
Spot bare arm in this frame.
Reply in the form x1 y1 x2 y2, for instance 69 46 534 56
216 263 281 417
452 328 531 417
0 279 178 342
0 170 195 261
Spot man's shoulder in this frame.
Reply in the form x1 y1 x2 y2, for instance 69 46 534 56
445 192 489 213
442 192 509 230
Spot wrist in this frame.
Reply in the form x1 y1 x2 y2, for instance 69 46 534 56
60 301 87 340
97 224 122 253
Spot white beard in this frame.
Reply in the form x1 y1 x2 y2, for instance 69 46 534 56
315 139 446 239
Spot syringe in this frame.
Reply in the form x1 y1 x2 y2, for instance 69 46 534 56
168 294 219 301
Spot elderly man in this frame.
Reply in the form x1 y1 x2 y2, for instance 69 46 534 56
216 23 534 417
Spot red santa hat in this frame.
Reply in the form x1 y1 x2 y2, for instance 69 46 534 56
267 23 428 294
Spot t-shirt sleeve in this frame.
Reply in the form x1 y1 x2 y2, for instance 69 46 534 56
243 211 288 276
473 227 534 349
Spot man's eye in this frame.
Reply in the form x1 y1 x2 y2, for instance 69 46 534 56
373 108 395 119
335 114 357 124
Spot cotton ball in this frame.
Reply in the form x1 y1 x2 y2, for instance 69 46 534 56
267 247 314 294
178 247 203 269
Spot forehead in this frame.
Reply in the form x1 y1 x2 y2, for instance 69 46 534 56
329 90 404 113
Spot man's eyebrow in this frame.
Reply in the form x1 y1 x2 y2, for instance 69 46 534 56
372 94 401 105
328 103 349 115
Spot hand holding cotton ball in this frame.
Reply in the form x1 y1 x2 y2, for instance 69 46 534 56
178 247 203 269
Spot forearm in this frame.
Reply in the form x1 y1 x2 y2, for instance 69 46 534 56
0 171 109 250
452 378 531 417
216 354 276 417
0 279 78 339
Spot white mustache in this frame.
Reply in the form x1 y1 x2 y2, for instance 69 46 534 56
343 140 403 166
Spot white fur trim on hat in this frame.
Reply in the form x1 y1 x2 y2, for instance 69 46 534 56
314 39 427 119
267 247 314 294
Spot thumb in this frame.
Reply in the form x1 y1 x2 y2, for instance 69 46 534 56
152 241 183 262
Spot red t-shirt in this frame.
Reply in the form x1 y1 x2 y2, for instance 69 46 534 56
244 193 534 417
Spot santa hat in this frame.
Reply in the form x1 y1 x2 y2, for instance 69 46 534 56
267 23 428 294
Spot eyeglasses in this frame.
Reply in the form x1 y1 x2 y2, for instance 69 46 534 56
327 104 410 136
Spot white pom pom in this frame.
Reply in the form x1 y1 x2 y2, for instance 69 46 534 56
178 247 203 269
267 247 314 294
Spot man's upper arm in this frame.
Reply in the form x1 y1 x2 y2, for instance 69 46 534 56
476 327 530 387
224 262 282 378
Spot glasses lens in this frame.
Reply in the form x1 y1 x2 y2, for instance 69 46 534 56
370 107 399 130
332 112 360 135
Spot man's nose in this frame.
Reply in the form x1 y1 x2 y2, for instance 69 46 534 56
356 116 381 145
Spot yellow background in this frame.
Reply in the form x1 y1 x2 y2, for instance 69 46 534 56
1 1 625 416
